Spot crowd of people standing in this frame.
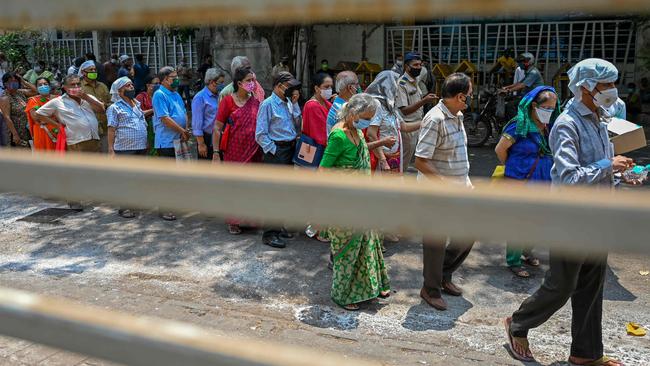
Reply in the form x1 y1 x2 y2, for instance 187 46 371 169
0 49 642 365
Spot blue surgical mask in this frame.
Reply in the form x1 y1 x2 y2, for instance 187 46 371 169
37 85 51 95
354 119 371 130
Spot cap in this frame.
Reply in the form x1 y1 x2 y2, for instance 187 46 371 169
273 71 301 87
119 55 131 63
404 52 422 64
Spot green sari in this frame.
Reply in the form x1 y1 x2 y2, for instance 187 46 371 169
323 128 390 306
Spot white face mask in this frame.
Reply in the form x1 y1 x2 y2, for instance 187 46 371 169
535 107 554 125
320 87 332 100
592 87 618 109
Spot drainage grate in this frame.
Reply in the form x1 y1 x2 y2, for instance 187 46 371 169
18 208 79 224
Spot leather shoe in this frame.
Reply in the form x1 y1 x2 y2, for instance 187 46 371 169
442 281 463 296
263 235 286 248
279 229 294 239
420 287 447 311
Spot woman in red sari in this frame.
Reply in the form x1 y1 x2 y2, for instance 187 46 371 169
25 77 60 151
213 67 262 234
302 72 333 147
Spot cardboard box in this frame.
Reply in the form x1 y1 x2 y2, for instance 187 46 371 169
607 118 647 154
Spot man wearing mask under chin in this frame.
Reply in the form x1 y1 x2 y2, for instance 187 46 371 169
396 52 438 170
79 60 111 152
504 58 633 366
255 71 302 249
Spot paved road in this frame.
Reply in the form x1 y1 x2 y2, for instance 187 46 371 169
0 145 649 366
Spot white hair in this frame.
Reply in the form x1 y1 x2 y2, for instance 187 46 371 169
335 71 358 93
204 68 225 84
230 56 251 76
337 93 380 122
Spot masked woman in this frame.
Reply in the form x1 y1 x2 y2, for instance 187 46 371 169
25 77 59 151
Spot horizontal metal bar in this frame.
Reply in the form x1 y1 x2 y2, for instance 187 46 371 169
1 0 648 29
0 287 376 366
0 151 649 254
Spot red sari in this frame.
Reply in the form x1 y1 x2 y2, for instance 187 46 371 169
302 98 331 147
25 96 57 151
217 94 262 163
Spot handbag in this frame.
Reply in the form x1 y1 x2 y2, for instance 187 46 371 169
293 134 325 168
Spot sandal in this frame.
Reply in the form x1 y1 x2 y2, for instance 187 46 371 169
316 232 330 243
523 256 540 267
342 303 360 311
378 290 391 299
118 209 136 219
568 355 624 366
503 317 535 362
228 224 242 235
160 212 177 221
509 266 530 278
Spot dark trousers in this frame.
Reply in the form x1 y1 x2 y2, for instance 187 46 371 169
510 252 607 360
157 147 176 158
423 237 474 297
199 132 214 160
178 85 191 105
262 142 295 239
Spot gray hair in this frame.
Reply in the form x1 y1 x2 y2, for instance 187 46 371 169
62 74 80 86
204 68 225 84
230 56 251 76
337 93 380 122
158 66 176 80
335 71 358 93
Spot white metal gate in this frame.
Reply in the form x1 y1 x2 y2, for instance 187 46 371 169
386 24 482 66
110 35 197 73
484 20 636 84
36 38 95 69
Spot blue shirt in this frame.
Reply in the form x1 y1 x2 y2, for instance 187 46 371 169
191 86 219 136
326 96 345 134
106 99 148 151
153 86 187 149
255 93 298 155
502 122 553 181
549 100 614 186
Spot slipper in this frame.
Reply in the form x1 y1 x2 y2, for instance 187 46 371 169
523 256 540 267
509 266 530 278
160 212 177 221
503 317 535 362
228 224 242 235
626 322 646 336
568 355 625 366
342 303 360 311
118 209 136 219
316 233 330 243
378 290 391 299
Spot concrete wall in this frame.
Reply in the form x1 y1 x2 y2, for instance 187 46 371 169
313 24 385 69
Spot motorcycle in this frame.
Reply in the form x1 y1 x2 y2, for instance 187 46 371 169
464 88 518 147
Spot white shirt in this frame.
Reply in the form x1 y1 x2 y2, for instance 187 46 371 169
36 94 100 145
513 67 525 84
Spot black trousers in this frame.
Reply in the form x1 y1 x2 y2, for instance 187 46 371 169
423 237 474 297
157 147 176 158
262 142 295 239
510 251 607 360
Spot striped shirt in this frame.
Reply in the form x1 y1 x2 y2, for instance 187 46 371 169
107 99 148 151
415 100 470 185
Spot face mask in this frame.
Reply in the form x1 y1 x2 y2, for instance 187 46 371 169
170 78 180 89
535 107 554 124
464 94 472 109
321 63 328 71
592 87 618 109
124 89 136 99
354 118 371 130
86 72 98 80
34 66 42 73
37 85 51 95
320 87 332 100
67 87 82 96
7 81 20 90
408 67 422 78
242 81 256 93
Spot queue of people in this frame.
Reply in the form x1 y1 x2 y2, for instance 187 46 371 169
0 51 640 366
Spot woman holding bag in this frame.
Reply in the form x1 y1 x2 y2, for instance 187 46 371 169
213 66 262 234
494 86 560 278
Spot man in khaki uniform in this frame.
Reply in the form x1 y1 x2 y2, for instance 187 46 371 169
79 60 111 152
396 52 437 168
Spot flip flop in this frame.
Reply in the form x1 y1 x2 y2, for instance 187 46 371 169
228 224 242 235
509 266 530 278
626 322 646 336
378 290 391 299
503 317 535 362
523 256 540 267
342 303 360 311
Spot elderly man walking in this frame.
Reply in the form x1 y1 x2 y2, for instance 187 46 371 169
326 71 361 134
79 60 111 152
192 68 224 160
504 59 634 366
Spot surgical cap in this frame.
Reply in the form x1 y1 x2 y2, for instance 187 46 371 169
567 58 618 102
110 76 133 102
78 60 96 76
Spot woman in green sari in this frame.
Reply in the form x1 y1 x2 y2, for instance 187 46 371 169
320 93 396 311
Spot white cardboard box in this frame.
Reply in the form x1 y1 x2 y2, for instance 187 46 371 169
607 118 647 154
